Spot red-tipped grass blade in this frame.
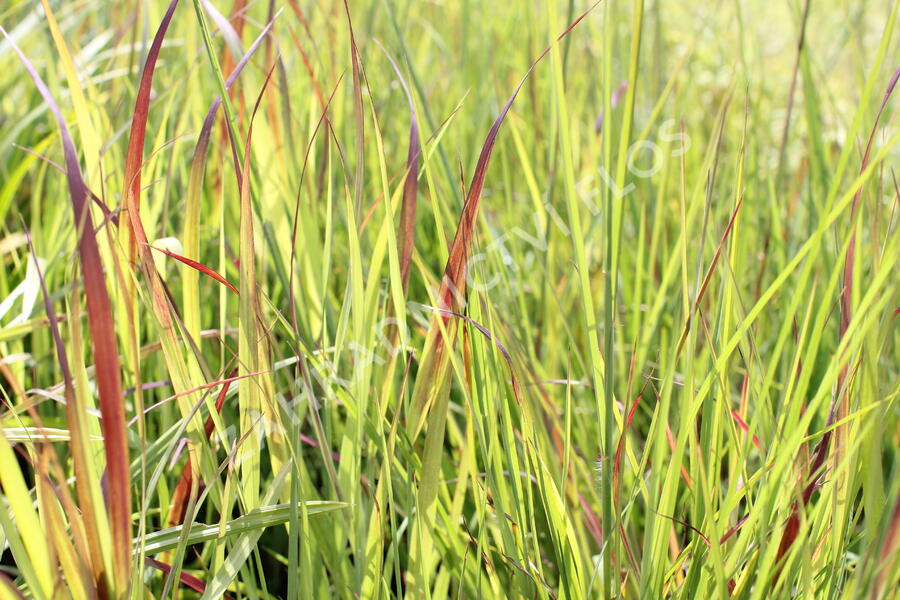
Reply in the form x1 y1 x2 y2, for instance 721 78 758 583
149 246 239 295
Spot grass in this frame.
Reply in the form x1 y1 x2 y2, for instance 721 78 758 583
0 0 898 598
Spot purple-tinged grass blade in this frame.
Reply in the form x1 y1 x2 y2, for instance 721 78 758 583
836 63 900 397
1 26 132 593
342 0 366 220
838 66 900 346
183 16 279 339
378 43 420 291
12 144 119 226
433 307 521 402
594 80 628 133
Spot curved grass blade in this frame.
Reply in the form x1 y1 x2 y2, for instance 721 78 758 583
409 0 602 436
775 63 900 578
121 0 180 256
135 502 348 555
0 25 132 594
405 5 602 595
832 62 900 490
150 246 238 295
183 16 278 340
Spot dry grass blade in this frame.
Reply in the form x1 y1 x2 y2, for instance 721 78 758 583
27 229 104 596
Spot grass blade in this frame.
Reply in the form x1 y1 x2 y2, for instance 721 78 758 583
1 26 132 594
